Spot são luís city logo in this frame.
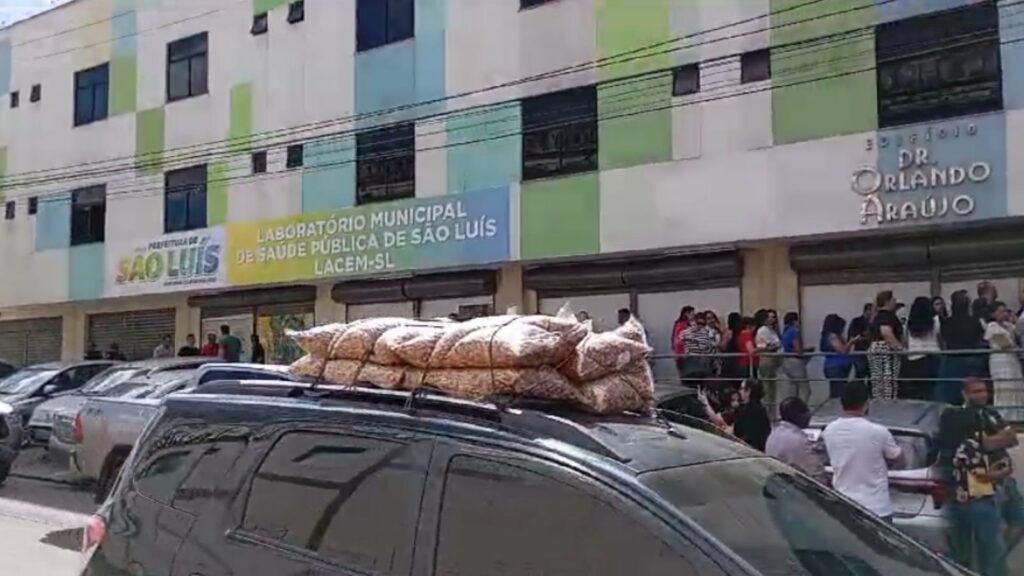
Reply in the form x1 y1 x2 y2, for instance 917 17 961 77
116 232 221 288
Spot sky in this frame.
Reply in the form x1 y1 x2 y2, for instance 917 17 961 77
0 0 71 27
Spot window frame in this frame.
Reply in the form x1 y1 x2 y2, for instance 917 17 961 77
251 13 268 36
163 164 208 234
29 84 41 103
355 122 416 206
356 0 414 52
740 49 771 84
28 197 38 216
285 144 304 169
252 150 268 174
166 32 209 103
520 85 599 182
74 62 110 127
4 201 14 221
9 90 18 109
70 185 107 246
287 0 305 24
672 63 701 96
521 0 559 8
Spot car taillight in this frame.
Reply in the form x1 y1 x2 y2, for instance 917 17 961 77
83 514 106 551
892 478 946 509
72 413 83 444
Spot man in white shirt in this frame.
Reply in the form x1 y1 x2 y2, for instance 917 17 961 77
822 381 903 521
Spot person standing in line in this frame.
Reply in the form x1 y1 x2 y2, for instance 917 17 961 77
200 333 220 357
250 333 267 364
868 291 903 400
177 334 200 357
672 306 695 383
106 343 127 361
972 281 998 325
985 302 1024 423
778 312 811 403
755 309 782 411
821 314 857 399
736 316 758 382
84 342 103 360
681 312 716 388
848 302 875 383
902 297 940 401
933 295 950 331
767 397 828 484
733 379 771 452
940 290 986 405
822 381 903 522
218 325 243 363
152 335 174 359
720 312 743 387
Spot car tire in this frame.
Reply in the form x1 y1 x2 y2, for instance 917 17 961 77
0 446 15 486
95 451 127 504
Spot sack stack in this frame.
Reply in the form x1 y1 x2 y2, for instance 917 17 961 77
288 308 655 415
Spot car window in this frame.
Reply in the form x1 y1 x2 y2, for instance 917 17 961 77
81 368 143 395
173 441 246 515
642 458 966 576
434 456 705 576
810 431 932 470
134 449 193 505
197 368 292 386
241 431 426 573
0 369 58 394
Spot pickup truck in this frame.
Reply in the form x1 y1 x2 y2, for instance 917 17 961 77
75 363 296 501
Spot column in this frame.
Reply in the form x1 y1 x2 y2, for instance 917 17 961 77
741 243 799 315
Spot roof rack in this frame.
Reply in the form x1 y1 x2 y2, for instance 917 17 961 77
191 379 630 462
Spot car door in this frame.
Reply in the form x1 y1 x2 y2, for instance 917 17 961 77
412 441 736 576
173 422 433 576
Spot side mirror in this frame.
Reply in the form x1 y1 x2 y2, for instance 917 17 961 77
41 383 58 396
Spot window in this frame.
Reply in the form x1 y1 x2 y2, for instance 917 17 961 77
876 2 1001 128
252 150 267 174
251 13 268 35
4 201 14 221
28 197 37 216
30 83 41 102
241 432 427 571
356 123 415 205
521 0 558 7
740 49 771 83
9 90 18 108
74 63 110 126
436 457 703 575
521 86 598 181
173 441 246 514
356 0 413 52
286 144 304 168
167 32 209 102
672 64 700 96
164 165 207 233
287 0 305 23
71 185 106 245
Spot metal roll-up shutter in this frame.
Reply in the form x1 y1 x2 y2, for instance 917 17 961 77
188 286 318 309
403 271 496 300
0 317 63 365
87 309 176 361
932 229 1024 283
791 239 931 285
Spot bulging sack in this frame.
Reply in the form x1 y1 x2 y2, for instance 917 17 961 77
418 366 580 403
578 362 656 415
425 315 587 369
287 325 347 358
291 354 327 378
562 319 650 382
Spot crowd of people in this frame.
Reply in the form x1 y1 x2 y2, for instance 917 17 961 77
83 324 266 364
666 281 1024 422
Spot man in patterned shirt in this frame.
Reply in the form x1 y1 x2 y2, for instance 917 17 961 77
681 312 716 387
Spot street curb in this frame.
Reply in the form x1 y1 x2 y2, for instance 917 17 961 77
10 472 92 489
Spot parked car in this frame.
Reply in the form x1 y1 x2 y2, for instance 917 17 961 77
83 381 969 576
0 401 17 484
76 363 298 501
0 359 17 381
0 360 115 447
806 398 948 553
28 358 212 445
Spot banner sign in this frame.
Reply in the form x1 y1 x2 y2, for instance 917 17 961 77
106 227 226 297
226 186 510 286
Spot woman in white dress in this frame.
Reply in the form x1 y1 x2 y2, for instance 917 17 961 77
985 302 1024 422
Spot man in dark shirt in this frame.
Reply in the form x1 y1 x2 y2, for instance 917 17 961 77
218 325 243 363
84 342 103 360
250 334 266 364
847 303 874 381
177 334 200 357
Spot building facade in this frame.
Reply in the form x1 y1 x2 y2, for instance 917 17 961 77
0 0 1022 394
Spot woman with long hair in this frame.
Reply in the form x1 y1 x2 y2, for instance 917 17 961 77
902 296 939 400
720 312 742 386
754 309 782 410
733 379 771 452
672 306 694 384
778 312 811 403
985 302 1024 422
939 290 986 404
820 314 856 398
868 290 903 400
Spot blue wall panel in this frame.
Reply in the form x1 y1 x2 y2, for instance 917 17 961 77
68 243 105 301
302 137 356 212
35 194 71 251
447 103 522 194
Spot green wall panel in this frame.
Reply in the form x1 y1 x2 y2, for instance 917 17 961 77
254 0 289 14
0 146 6 197
521 173 600 260
110 53 138 116
69 244 105 301
228 83 253 155
771 0 877 144
596 0 672 169
135 107 165 174
207 161 229 226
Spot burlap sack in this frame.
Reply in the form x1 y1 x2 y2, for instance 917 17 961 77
419 366 580 403
383 324 447 367
290 354 327 378
425 315 588 369
329 318 413 361
578 363 656 415
562 319 650 382
287 325 347 358
318 359 415 390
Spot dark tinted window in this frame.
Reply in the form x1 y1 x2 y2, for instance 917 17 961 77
4 201 14 220
642 458 962 576
242 432 427 571
196 368 292 386
71 185 106 246
74 63 109 126
522 0 557 7
28 196 37 215
135 449 193 505
356 123 415 205
252 150 267 174
673 63 700 96
286 144 304 168
740 49 771 83
167 32 208 102
435 456 704 575
173 441 246 514
357 0 414 52
876 2 1001 128
164 165 207 233
10 90 18 108
521 86 598 181
251 13 268 35
287 0 305 23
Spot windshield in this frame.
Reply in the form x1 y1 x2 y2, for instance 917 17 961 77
642 458 966 576
98 382 150 398
144 377 189 399
0 369 59 395
81 368 144 396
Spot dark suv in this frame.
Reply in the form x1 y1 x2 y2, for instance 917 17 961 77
83 382 969 576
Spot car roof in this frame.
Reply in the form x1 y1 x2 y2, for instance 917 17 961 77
809 397 945 434
163 382 757 474
29 360 116 370
113 358 214 371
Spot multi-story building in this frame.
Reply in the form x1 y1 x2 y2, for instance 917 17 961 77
0 0 1021 397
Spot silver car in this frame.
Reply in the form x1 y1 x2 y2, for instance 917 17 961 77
807 399 948 554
